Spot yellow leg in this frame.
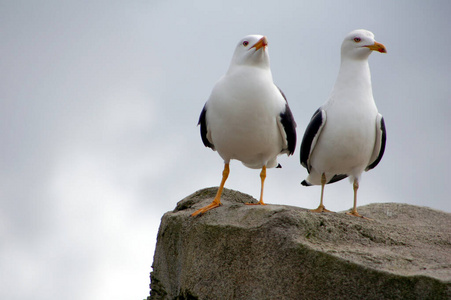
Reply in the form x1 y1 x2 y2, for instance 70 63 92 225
346 179 370 219
311 173 332 213
246 165 267 205
191 163 229 217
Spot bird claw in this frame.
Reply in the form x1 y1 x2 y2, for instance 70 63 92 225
191 201 222 217
310 205 333 213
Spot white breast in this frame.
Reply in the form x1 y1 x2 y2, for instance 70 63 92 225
206 67 286 168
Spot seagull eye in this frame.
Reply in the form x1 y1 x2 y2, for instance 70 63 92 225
354 37 361 43
242 41 249 46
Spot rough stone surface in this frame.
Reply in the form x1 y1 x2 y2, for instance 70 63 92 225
149 187 451 300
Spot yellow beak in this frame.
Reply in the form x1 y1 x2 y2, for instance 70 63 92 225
365 41 387 53
251 36 268 51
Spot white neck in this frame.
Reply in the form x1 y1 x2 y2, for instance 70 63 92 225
331 58 373 101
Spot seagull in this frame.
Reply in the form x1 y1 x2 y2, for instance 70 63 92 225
192 34 297 217
300 29 387 218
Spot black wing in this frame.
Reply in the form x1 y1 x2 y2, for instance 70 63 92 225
366 114 386 171
300 108 326 172
198 104 214 149
277 87 297 155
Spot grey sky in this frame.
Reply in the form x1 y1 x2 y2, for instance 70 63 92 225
1 1 450 299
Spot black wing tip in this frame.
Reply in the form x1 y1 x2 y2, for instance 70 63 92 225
328 174 348 184
301 180 312 186
302 174 347 187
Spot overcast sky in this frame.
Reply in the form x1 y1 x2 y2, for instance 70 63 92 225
1 1 450 299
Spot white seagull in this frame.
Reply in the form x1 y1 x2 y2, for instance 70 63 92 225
300 29 387 218
192 34 297 217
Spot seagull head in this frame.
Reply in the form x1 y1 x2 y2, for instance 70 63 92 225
229 35 270 69
341 29 387 61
